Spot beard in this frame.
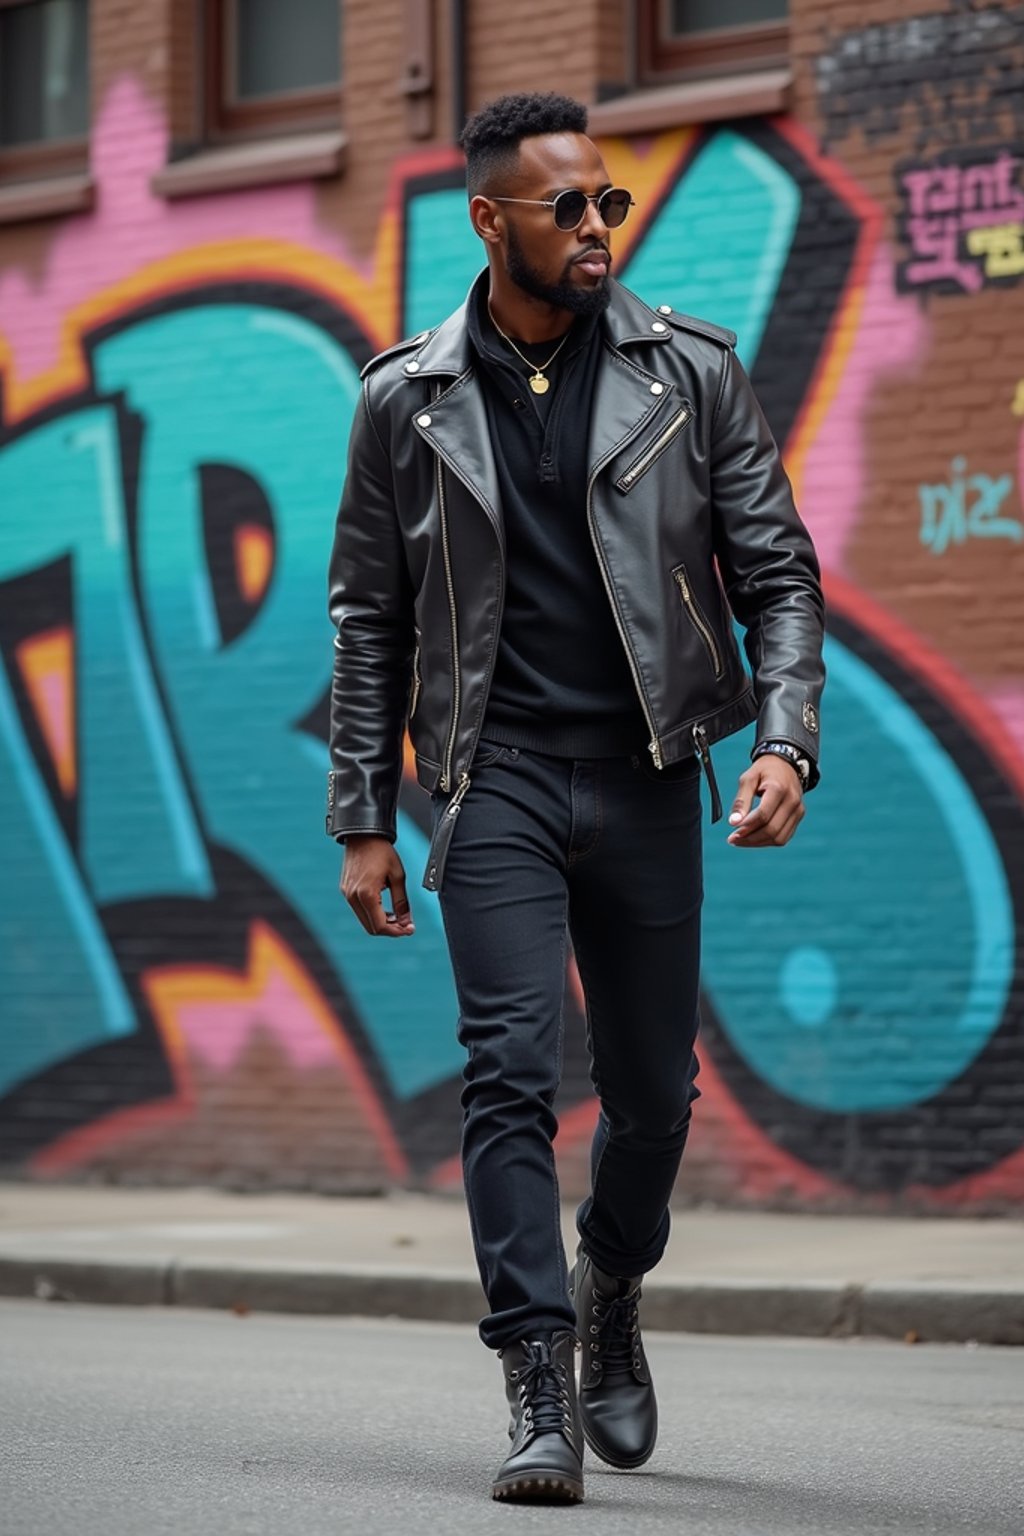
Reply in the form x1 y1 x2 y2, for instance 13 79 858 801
505 222 613 316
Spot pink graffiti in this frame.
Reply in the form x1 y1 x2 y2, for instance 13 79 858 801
35 670 72 772
984 684 1024 764
148 923 343 1075
0 75 371 383
797 242 927 575
899 151 1024 293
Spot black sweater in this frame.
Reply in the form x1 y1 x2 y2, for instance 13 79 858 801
467 289 648 757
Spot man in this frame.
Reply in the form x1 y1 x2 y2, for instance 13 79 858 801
327 92 824 1503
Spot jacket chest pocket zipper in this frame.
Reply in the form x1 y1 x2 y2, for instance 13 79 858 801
616 404 692 492
672 564 724 679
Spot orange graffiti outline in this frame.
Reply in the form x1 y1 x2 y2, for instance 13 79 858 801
0 143 471 425
0 234 394 426
234 523 274 606
769 116 886 492
14 625 76 796
32 919 408 1179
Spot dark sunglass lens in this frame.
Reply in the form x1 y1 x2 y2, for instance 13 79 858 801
600 190 632 228
553 190 588 230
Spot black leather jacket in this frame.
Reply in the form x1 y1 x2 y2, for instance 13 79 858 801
327 275 825 888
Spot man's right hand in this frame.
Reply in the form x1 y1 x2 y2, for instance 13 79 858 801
341 836 415 937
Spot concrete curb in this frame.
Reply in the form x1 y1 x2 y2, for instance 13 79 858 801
858 1281 1024 1346
1 1251 1021 1343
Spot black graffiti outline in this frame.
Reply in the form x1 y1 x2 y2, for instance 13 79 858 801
698 603 1024 1193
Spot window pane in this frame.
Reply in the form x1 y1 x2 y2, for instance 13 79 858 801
235 0 341 101
669 0 787 34
0 0 89 147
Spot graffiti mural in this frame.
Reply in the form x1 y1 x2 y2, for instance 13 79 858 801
918 459 1021 555
814 3 1024 150
895 147 1024 295
2 75 1023 1205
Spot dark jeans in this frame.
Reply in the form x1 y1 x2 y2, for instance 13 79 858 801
435 738 704 1350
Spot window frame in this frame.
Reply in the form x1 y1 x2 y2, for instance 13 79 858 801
204 0 342 144
636 0 789 86
0 0 89 182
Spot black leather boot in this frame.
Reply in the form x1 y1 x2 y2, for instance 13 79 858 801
491 1331 584 1503
569 1246 657 1469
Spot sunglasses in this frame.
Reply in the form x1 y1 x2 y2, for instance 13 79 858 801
491 187 635 232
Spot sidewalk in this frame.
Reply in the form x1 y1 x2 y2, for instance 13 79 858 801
0 1182 1021 1343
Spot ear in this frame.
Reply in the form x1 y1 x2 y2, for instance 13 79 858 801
470 194 503 246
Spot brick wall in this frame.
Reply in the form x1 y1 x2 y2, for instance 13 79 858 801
1 0 1022 1209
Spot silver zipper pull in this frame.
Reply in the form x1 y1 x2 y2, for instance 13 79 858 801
423 773 472 893
447 772 471 816
648 739 663 770
692 723 723 823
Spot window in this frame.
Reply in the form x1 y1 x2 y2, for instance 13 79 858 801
205 0 342 142
0 0 89 178
638 0 788 85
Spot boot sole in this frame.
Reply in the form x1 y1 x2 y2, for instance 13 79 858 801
492 1472 584 1503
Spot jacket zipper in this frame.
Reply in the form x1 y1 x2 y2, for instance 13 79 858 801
586 465 664 769
692 722 723 822
673 565 724 679
616 405 692 492
436 437 461 793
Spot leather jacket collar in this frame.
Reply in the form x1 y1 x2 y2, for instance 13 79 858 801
410 270 673 380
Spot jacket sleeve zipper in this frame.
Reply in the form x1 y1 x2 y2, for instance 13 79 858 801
410 636 422 719
616 405 692 492
673 565 724 679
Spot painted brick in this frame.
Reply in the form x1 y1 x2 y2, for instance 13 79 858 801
0 0 1022 1213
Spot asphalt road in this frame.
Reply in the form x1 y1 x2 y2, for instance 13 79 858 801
1 1300 1021 1536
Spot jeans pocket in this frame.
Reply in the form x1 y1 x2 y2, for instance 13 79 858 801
631 751 700 786
472 738 515 769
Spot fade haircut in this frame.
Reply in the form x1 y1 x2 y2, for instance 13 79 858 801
460 92 589 199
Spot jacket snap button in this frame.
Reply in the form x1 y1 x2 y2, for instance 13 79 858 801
650 381 664 395
405 360 420 373
651 321 667 333
417 413 432 427
657 304 672 314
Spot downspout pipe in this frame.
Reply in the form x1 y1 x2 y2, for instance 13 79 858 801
451 0 467 145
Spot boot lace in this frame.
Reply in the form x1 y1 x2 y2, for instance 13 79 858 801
589 1283 642 1376
509 1342 573 1436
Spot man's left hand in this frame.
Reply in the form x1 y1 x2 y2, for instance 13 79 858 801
727 756 805 847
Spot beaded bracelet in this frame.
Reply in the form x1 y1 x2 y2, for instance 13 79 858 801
751 739 811 790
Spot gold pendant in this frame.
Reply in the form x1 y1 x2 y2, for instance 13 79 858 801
529 372 550 395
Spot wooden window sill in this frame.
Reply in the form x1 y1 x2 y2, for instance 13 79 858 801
0 170 94 225
589 69 791 135
151 129 347 200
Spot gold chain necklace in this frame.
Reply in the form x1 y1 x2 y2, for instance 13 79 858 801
487 302 572 395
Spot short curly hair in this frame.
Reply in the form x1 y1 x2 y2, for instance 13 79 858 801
460 92 589 198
